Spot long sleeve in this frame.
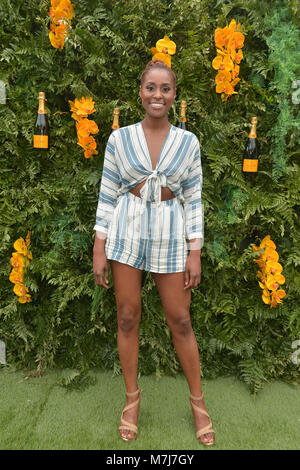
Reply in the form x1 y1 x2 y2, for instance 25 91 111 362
181 137 204 248
93 133 121 235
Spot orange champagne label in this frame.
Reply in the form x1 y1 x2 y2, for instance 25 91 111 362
243 158 258 172
34 135 48 148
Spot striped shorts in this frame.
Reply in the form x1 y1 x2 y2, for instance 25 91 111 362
105 191 189 273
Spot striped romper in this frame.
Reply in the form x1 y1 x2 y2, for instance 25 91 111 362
93 121 204 273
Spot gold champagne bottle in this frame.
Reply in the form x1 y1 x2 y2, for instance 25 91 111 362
177 100 187 130
242 117 259 174
33 92 49 150
111 108 120 131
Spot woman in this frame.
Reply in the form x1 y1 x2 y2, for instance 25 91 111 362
93 59 215 446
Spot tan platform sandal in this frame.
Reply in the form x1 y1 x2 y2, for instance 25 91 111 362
190 392 215 446
119 388 141 441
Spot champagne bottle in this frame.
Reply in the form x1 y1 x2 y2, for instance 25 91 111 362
242 117 259 174
178 100 187 130
111 107 120 131
33 92 48 150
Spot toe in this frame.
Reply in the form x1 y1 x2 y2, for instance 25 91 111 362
120 429 134 441
201 433 214 445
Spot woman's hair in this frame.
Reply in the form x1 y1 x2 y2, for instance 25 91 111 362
140 59 176 89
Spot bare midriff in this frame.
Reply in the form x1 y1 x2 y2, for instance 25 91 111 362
129 179 175 201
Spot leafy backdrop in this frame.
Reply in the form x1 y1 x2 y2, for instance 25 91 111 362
0 0 299 393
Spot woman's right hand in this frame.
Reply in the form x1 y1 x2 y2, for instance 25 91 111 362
93 250 110 288
93 233 110 289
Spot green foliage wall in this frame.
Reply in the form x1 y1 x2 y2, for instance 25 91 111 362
0 0 299 393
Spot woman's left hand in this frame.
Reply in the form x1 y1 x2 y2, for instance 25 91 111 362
184 253 201 290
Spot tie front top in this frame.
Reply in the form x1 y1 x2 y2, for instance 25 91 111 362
139 169 168 210
94 121 204 248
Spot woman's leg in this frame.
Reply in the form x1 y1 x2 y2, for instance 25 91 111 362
151 270 214 444
110 260 143 440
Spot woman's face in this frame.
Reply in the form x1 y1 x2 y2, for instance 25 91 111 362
139 68 176 120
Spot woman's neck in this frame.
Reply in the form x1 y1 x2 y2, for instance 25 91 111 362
142 115 170 132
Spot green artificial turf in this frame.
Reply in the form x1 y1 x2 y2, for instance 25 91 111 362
0 368 299 450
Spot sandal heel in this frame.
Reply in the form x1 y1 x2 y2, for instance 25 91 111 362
190 392 215 446
119 388 141 441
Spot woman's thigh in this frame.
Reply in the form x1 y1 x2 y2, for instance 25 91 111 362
110 260 143 317
150 271 191 325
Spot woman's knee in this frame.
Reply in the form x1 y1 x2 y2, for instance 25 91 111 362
118 305 141 334
167 311 193 337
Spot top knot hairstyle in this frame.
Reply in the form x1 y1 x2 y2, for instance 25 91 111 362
140 59 176 90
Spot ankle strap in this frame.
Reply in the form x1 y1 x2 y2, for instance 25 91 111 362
190 392 204 401
126 388 140 397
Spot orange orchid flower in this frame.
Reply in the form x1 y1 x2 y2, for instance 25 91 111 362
156 36 176 55
76 119 99 140
269 289 286 308
262 287 271 305
50 0 74 23
253 258 267 270
228 19 237 31
253 235 286 308
13 283 29 297
215 70 232 85
49 24 67 49
214 28 229 48
152 52 171 68
10 252 25 271
260 235 276 250
265 273 286 291
84 148 98 159
78 136 98 159
69 96 99 159
69 97 96 120
231 49 243 64
219 26 234 47
228 32 245 51
230 77 240 88
49 34 64 50
151 36 176 68
49 0 74 50
272 289 286 301
265 248 279 263
213 19 244 101
10 234 32 303
19 294 31 304
68 100 81 121
9 269 24 284
265 261 283 276
212 54 223 70
77 133 96 148
216 79 237 96
231 64 240 80
212 53 234 72
13 238 27 256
